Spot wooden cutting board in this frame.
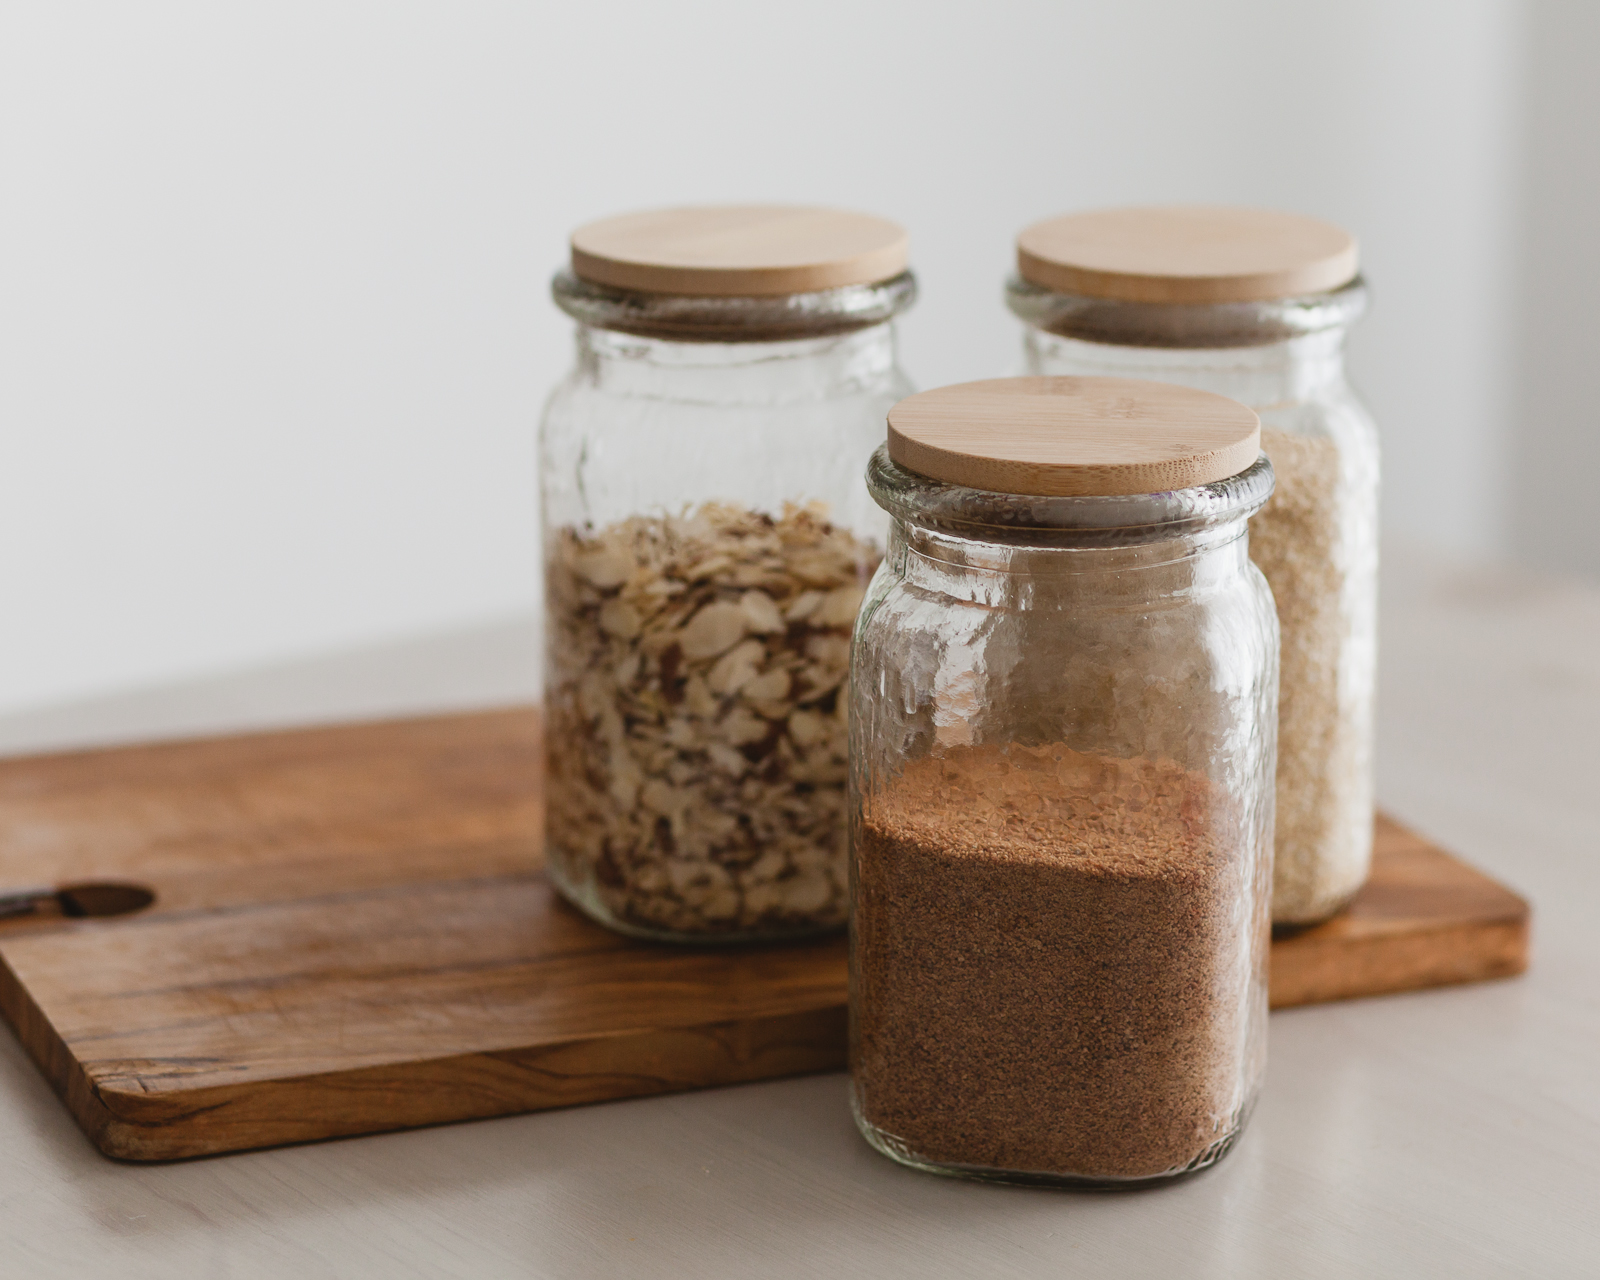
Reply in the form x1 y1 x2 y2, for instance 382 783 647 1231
0 709 1528 1161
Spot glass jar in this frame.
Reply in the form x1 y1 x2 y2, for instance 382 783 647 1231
541 206 917 942
849 376 1277 1187
1008 206 1377 926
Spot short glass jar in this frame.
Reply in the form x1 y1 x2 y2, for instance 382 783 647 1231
1009 206 1378 926
541 206 917 942
849 377 1278 1187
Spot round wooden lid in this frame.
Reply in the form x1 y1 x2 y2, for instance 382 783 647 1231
570 205 909 297
1016 206 1358 304
887 377 1261 497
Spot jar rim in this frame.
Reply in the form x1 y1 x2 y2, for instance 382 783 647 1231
1005 275 1367 350
867 445 1274 546
552 269 917 343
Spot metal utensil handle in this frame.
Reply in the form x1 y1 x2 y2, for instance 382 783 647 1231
0 890 52 921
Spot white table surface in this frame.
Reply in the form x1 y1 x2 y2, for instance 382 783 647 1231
0 543 1596 1279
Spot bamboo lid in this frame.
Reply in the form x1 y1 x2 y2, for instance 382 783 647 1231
1016 206 1358 304
886 377 1261 497
570 205 909 297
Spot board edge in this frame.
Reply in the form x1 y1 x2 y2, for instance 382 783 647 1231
74 1005 849 1162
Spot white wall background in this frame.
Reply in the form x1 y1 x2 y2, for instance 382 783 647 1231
0 1 1544 714
1511 0 1600 579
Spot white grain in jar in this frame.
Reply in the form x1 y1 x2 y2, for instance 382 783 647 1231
1007 206 1378 925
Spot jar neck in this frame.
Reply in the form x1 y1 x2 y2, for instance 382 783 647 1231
864 446 1275 551
1005 276 1366 410
552 267 917 342
889 516 1253 609
573 321 901 406
1023 327 1348 410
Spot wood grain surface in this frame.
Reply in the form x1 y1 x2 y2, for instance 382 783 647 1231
1270 813 1530 1007
1016 205 1359 304
0 710 1527 1160
886 376 1261 496
570 205 908 296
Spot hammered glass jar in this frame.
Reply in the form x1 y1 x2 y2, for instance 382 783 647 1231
541 206 916 941
849 377 1278 1187
1009 206 1377 926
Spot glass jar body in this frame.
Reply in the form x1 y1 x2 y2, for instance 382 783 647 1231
540 314 915 942
1016 293 1378 926
848 455 1278 1186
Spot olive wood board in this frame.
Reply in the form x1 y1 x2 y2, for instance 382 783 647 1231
0 709 1529 1161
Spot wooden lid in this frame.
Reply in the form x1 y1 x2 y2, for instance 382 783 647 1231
886 377 1261 497
1016 206 1358 304
570 205 909 297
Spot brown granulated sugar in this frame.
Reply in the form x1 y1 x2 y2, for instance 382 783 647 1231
851 742 1265 1182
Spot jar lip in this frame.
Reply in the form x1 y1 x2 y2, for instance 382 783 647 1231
867 445 1274 545
1005 275 1367 350
552 268 917 343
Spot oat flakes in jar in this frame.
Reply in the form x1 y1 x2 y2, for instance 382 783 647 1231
1008 207 1377 926
541 205 916 941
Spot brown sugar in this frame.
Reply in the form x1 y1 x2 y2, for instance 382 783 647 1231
851 742 1267 1182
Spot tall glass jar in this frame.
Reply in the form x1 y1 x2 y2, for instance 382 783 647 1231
1008 206 1377 926
849 377 1277 1187
541 206 916 942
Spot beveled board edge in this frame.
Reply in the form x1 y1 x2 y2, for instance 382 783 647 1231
1268 919 1529 1010
15 997 847 1162
0 944 120 1156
